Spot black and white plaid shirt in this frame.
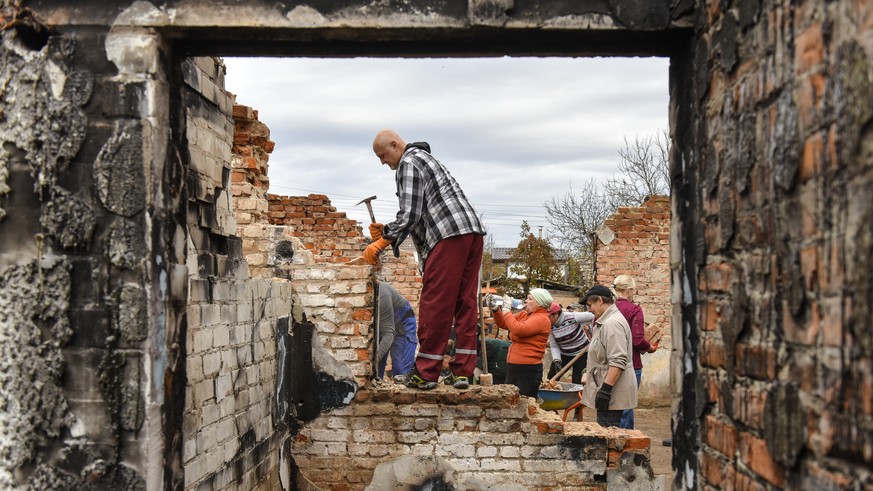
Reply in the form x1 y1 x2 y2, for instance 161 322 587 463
383 142 486 261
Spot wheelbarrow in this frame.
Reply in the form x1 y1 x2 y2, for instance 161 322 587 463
536 346 589 422
537 382 585 422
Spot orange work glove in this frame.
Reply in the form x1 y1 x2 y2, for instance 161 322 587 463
363 238 390 265
369 223 384 241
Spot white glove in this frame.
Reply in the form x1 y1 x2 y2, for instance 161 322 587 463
489 294 503 310
502 295 514 310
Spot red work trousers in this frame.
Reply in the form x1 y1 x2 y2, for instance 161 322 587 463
414 233 484 381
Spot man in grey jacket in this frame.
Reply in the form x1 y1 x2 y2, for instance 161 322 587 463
580 285 638 427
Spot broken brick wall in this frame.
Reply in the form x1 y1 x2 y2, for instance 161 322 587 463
377 242 424 314
292 385 662 490
266 193 366 263
183 57 293 490
594 195 671 406
231 103 422 311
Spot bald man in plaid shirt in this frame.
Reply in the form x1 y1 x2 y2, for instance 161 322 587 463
364 129 486 390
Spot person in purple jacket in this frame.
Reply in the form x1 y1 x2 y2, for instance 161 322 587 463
614 275 658 429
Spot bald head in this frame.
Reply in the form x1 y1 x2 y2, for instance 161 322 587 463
373 129 406 170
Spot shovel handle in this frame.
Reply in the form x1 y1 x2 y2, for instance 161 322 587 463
547 345 589 385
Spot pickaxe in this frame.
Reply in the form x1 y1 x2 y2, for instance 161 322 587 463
356 195 378 223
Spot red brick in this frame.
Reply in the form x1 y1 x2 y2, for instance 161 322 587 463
351 309 372 321
233 132 251 145
734 470 768 491
797 73 827 132
703 299 721 331
607 449 622 467
795 24 824 74
735 343 776 380
702 336 728 369
705 373 720 404
702 450 734 487
704 414 738 456
623 435 650 450
739 431 786 487
232 104 253 119
731 386 767 430
800 133 823 183
700 262 733 292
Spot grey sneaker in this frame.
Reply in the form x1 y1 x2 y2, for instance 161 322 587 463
443 373 470 390
394 368 437 390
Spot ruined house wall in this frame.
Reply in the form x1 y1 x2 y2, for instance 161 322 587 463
182 56 295 490
267 193 365 263
230 103 422 310
594 195 671 405
681 2 873 489
10 1 873 490
292 385 659 490
0 21 177 487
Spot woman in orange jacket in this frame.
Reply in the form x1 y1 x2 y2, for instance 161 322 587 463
491 288 553 397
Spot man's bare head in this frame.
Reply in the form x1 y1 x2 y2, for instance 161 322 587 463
373 129 406 170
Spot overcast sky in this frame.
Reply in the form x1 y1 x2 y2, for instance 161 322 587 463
223 56 669 247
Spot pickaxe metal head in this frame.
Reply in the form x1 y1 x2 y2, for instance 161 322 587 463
356 195 377 223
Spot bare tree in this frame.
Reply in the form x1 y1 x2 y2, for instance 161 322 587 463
543 177 615 254
543 130 671 287
543 178 614 288
605 130 671 209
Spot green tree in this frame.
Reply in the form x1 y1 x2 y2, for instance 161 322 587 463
509 221 561 296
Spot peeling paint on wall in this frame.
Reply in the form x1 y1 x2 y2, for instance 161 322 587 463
94 121 146 217
0 29 92 224
0 259 73 486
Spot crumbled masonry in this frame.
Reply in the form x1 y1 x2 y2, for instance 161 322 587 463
1 1 871 489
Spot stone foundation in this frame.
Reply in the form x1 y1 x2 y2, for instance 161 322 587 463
293 385 661 490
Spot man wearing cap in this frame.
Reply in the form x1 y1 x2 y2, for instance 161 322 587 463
365 130 486 390
580 285 638 427
490 288 553 398
546 302 595 385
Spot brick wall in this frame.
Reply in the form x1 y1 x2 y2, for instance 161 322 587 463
230 102 422 309
183 57 292 490
676 1 873 488
378 242 423 313
266 193 366 263
292 385 660 490
594 196 671 405
595 195 671 328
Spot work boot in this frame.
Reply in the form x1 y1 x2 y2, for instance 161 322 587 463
443 373 470 390
393 367 437 390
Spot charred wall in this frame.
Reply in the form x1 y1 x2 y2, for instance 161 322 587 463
0 12 173 489
4 0 873 490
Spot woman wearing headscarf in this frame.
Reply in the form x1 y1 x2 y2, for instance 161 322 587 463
490 288 553 398
613 275 657 429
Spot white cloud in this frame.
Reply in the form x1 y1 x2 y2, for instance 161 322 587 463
224 56 669 247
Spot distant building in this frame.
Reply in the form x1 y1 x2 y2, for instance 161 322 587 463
488 246 571 283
